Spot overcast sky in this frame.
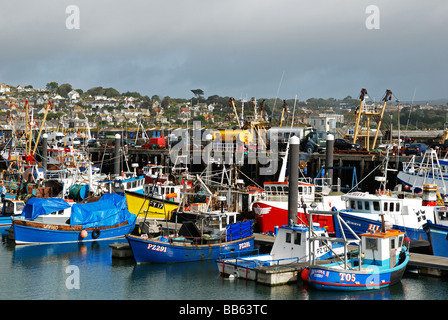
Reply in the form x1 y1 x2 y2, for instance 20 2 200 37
1 1 447 102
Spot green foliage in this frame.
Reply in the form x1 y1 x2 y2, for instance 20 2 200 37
57 83 73 97
86 86 105 96
46 82 58 92
122 91 141 98
104 87 120 98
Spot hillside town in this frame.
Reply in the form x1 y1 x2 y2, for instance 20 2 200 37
2 82 448 140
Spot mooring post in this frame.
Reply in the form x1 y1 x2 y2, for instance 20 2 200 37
288 136 300 226
115 133 121 176
326 134 334 186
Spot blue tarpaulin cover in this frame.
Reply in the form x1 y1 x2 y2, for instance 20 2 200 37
21 193 136 229
22 197 71 220
70 193 136 228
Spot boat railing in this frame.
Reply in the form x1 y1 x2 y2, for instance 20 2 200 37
298 177 313 184
212 142 237 152
218 252 301 268
308 210 362 271
218 248 260 260
264 194 289 202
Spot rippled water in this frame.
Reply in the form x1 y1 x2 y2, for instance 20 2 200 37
1 227 447 302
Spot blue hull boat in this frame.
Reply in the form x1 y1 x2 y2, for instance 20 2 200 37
127 215 254 263
334 211 427 242
305 218 410 291
306 256 409 291
423 207 448 257
127 234 254 263
14 220 136 245
12 193 137 245
217 224 345 281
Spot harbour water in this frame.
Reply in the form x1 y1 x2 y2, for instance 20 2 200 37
1 227 447 304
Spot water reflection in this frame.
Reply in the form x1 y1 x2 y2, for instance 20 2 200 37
0 233 446 300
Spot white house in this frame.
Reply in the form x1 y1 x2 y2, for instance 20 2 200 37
0 84 10 94
307 114 342 132
68 90 80 101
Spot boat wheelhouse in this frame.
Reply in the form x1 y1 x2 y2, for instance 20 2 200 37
334 191 436 242
306 211 410 291
217 223 344 281
253 180 344 235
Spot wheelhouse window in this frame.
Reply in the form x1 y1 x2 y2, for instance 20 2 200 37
390 238 397 249
366 238 378 250
286 232 291 243
294 232 301 245
364 201 370 211
373 201 380 211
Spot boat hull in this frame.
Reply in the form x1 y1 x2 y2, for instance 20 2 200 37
125 190 179 220
423 221 448 257
126 234 255 263
307 252 409 291
397 171 448 196
0 216 12 227
13 219 136 245
253 197 343 234
217 259 259 280
334 211 427 242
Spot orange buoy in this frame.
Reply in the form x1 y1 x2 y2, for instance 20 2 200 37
80 230 88 238
301 268 309 282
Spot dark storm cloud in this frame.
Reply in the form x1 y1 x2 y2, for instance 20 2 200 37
0 0 447 101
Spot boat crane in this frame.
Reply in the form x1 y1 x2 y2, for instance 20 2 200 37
345 89 392 151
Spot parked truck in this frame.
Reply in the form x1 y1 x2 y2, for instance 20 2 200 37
300 129 327 154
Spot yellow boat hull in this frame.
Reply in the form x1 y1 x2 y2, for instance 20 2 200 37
125 191 179 221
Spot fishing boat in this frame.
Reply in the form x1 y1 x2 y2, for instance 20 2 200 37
397 149 448 196
0 199 25 227
126 210 254 263
12 193 137 245
99 174 145 195
423 205 448 257
304 212 410 291
252 180 345 235
333 190 437 242
142 164 170 184
333 150 438 242
216 222 345 281
125 181 186 220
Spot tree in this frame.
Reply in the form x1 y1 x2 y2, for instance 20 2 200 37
46 82 58 92
86 86 105 96
104 87 120 98
57 83 73 97
191 89 204 104
122 91 141 98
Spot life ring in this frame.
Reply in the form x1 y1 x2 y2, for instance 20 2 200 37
92 229 101 239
